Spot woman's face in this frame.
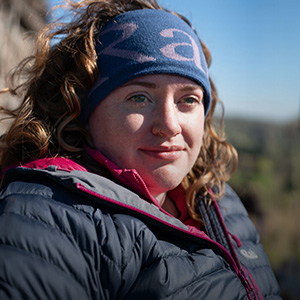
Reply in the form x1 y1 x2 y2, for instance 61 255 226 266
89 74 205 198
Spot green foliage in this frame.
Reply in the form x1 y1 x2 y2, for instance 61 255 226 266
225 117 300 270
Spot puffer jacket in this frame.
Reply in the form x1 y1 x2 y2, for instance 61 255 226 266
0 154 281 300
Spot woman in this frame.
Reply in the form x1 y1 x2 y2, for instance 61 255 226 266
0 0 281 299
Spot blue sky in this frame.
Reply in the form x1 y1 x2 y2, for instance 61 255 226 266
47 0 300 123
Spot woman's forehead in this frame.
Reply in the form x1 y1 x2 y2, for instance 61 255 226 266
121 74 204 90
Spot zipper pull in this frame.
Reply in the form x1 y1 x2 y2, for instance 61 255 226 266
228 231 242 248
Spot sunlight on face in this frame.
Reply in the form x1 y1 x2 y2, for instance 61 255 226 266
89 74 205 198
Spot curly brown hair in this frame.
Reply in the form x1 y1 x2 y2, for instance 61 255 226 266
0 0 237 221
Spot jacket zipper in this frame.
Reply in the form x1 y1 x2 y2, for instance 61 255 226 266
239 268 259 300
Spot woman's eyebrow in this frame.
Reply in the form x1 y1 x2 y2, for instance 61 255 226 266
180 84 203 91
122 81 203 91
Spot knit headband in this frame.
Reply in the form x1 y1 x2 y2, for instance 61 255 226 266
80 9 211 122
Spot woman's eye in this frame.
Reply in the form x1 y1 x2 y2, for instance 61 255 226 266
128 94 148 103
181 97 200 104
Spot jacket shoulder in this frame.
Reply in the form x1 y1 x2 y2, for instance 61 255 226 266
0 171 162 299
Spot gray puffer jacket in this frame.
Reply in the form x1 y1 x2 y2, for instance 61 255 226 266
0 158 281 299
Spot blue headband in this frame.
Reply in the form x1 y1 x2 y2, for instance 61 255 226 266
80 9 211 122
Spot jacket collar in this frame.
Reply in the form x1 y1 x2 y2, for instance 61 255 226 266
11 149 200 228
86 147 160 207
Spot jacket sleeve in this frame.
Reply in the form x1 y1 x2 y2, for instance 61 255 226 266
0 181 106 300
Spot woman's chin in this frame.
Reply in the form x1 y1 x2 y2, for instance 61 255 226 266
141 167 186 197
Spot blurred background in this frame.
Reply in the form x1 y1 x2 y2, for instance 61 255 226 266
0 0 299 299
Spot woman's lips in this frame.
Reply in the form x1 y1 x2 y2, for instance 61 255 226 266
139 146 184 160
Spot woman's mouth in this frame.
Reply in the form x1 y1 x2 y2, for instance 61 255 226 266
139 146 184 160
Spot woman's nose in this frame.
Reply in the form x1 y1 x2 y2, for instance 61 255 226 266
152 100 182 137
